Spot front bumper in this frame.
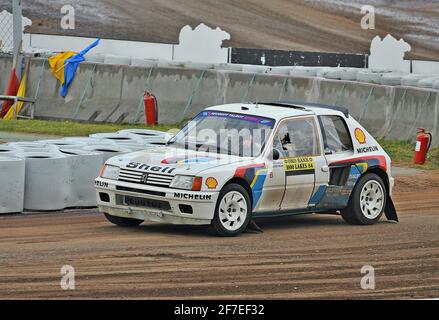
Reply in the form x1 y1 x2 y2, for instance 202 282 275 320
94 177 219 225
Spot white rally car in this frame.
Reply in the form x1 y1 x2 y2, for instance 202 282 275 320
95 101 398 236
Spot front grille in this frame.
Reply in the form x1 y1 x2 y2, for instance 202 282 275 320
119 168 173 188
116 186 165 197
116 194 171 211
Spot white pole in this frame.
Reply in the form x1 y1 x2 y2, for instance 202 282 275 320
12 0 23 78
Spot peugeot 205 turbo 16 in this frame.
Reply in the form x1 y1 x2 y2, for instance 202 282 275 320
94 101 398 236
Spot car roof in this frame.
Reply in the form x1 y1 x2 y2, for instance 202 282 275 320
205 101 348 120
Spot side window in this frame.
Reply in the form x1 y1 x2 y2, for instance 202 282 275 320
318 115 353 154
274 118 321 159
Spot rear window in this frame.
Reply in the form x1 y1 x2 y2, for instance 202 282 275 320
318 115 353 153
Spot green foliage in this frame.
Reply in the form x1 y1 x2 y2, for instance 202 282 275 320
0 120 178 137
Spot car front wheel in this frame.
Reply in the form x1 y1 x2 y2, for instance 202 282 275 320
341 173 387 225
211 183 252 236
104 213 144 227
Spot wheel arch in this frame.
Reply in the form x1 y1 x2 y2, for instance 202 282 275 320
364 166 390 195
223 177 253 208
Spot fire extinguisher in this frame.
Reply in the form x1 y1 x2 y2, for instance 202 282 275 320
143 91 158 126
414 128 432 165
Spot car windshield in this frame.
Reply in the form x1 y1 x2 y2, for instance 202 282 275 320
168 111 275 157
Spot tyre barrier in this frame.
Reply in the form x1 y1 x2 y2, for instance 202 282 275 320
21 151 71 211
0 145 22 156
268 67 294 75
380 73 405 86
290 66 318 77
213 63 243 72
0 156 25 214
340 68 360 81
81 144 133 163
401 74 427 87
318 68 342 80
184 62 214 70
62 137 117 145
1 129 169 213
356 70 386 84
89 132 144 144
58 148 104 208
130 58 158 68
241 65 271 74
418 77 439 89
117 129 168 139
39 139 87 148
8 142 60 152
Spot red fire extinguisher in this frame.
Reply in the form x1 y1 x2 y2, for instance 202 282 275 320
414 128 432 165
143 91 158 126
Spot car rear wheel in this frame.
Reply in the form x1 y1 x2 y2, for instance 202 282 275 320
104 213 144 227
341 173 386 225
211 183 252 236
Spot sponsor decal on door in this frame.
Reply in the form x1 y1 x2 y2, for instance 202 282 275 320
284 157 315 176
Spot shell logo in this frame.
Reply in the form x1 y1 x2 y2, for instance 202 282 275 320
354 128 366 144
205 177 218 189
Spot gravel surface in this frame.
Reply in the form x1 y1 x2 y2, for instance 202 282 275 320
0 170 438 299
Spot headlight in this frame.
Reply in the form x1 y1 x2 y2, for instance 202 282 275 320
170 175 202 191
100 165 120 180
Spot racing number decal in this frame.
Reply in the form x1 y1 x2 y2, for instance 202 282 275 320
283 157 315 176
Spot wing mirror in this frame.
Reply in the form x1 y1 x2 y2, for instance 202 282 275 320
272 148 281 161
324 147 333 155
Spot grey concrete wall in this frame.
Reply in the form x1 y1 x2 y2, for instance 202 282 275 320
1 55 438 145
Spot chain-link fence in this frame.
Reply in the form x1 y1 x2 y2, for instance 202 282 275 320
0 9 14 53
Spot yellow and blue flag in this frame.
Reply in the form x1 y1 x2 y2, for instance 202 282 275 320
49 38 100 97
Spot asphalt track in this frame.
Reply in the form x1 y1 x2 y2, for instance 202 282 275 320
0 170 438 299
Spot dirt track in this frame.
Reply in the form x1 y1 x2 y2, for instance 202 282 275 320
0 170 438 299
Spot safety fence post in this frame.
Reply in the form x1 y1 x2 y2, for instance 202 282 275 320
72 64 97 119
181 70 206 122
241 73 257 103
132 67 154 124
21 58 45 119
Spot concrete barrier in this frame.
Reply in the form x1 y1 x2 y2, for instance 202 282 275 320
58 148 104 208
21 151 71 211
0 156 25 214
1 55 438 146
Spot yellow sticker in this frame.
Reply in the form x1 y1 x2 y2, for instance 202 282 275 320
283 157 315 176
205 177 218 189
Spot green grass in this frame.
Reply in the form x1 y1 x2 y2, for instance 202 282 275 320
1 120 438 169
0 119 179 137
378 139 439 170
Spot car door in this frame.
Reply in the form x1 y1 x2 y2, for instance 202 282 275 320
307 114 358 209
278 116 327 210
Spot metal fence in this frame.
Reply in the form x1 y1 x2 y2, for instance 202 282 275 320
0 8 14 53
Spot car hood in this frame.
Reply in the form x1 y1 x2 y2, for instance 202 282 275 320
108 146 250 175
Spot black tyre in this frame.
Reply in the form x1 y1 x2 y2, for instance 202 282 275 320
104 213 144 227
211 183 252 236
341 173 387 225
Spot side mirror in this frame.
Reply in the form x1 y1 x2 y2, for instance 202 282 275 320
272 149 281 161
